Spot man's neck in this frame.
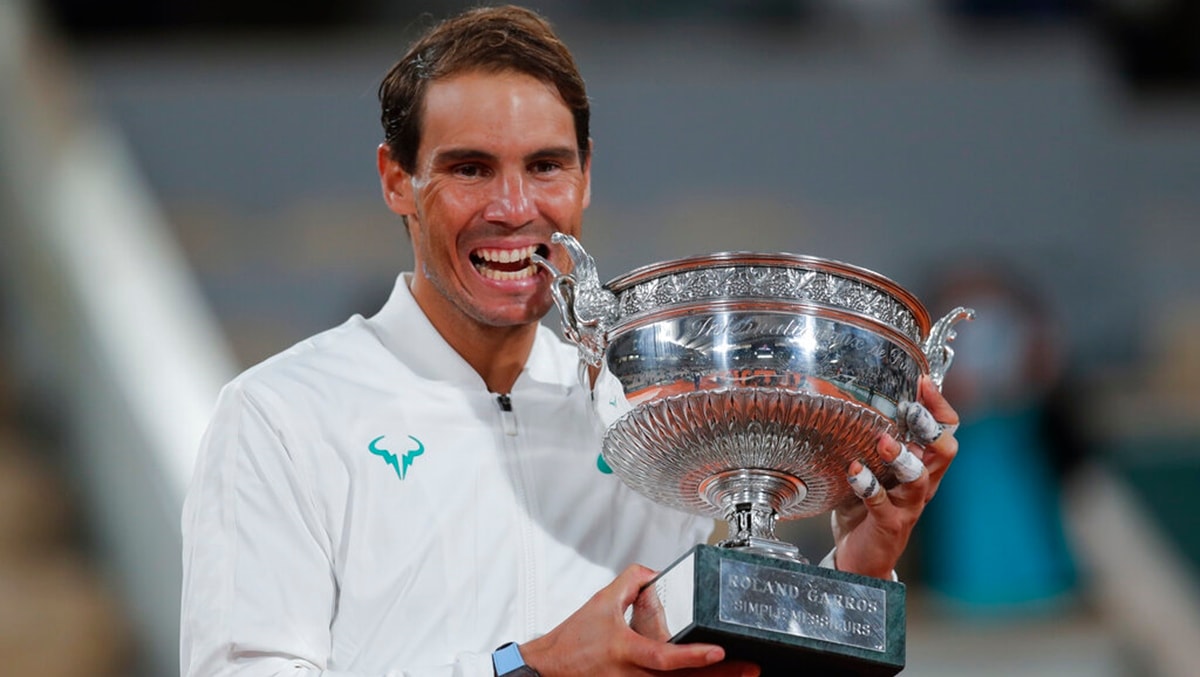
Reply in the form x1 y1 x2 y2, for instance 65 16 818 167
454 322 538 394
406 275 543 393
413 306 538 395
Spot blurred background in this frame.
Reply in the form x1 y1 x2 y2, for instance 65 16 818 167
1 0 1198 674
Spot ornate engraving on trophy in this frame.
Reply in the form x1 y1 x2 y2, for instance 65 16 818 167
614 266 922 344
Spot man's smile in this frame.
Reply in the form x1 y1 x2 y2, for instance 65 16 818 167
470 244 551 281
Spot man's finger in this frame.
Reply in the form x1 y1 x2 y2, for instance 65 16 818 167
613 565 658 599
918 375 959 427
624 632 726 672
847 460 887 505
630 584 671 641
902 401 942 445
887 443 926 483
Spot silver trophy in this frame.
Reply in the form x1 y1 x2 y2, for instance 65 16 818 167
535 234 972 675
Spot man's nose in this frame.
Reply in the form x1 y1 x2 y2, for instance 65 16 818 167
483 172 536 227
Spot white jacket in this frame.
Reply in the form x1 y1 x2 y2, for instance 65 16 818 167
181 274 714 677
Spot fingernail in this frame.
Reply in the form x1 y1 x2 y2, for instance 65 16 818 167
879 436 901 462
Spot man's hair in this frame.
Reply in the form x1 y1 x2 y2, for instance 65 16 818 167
378 5 590 174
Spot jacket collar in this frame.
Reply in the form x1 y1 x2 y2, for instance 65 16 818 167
367 273 577 397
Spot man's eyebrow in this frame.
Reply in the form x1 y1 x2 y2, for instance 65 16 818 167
432 148 498 165
526 146 580 163
431 146 581 166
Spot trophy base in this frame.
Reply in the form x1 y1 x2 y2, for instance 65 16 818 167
642 545 905 676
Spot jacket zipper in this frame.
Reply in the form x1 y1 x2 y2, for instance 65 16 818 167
497 393 518 436
497 393 536 636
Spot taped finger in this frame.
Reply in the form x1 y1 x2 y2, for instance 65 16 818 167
847 461 882 500
903 401 942 445
888 443 926 483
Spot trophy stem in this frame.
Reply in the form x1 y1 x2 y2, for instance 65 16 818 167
700 469 808 562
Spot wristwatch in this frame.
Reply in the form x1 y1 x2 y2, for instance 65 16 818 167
492 642 541 677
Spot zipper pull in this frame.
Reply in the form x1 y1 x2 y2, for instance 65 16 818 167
497 394 518 436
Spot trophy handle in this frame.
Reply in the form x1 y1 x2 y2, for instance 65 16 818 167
532 233 618 372
922 306 976 389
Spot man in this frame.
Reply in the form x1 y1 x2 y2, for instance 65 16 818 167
180 6 959 676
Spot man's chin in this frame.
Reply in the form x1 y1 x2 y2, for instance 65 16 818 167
475 301 555 330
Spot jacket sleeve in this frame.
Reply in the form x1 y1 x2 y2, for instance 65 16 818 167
180 381 495 677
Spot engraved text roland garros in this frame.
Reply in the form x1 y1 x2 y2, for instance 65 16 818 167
718 560 887 651
725 574 880 614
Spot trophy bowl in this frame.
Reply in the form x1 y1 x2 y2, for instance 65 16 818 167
537 234 972 559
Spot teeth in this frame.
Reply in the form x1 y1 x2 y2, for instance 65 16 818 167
474 263 537 281
472 245 540 282
475 245 537 263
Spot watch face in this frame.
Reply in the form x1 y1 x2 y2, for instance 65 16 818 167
493 642 541 677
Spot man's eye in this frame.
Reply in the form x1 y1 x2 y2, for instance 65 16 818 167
531 160 562 174
453 164 488 178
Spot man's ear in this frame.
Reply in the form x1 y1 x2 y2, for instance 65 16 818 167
581 138 594 210
378 144 416 216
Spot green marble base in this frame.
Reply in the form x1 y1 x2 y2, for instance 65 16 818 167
645 545 906 676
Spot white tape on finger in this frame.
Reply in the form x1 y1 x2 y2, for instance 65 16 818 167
848 464 882 499
904 402 942 444
889 444 926 483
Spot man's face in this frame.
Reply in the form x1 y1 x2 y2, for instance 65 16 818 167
379 69 591 335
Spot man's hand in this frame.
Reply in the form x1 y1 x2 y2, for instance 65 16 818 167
832 375 960 579
520 565 759 676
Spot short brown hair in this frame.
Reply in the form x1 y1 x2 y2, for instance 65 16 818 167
378 5 590 174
